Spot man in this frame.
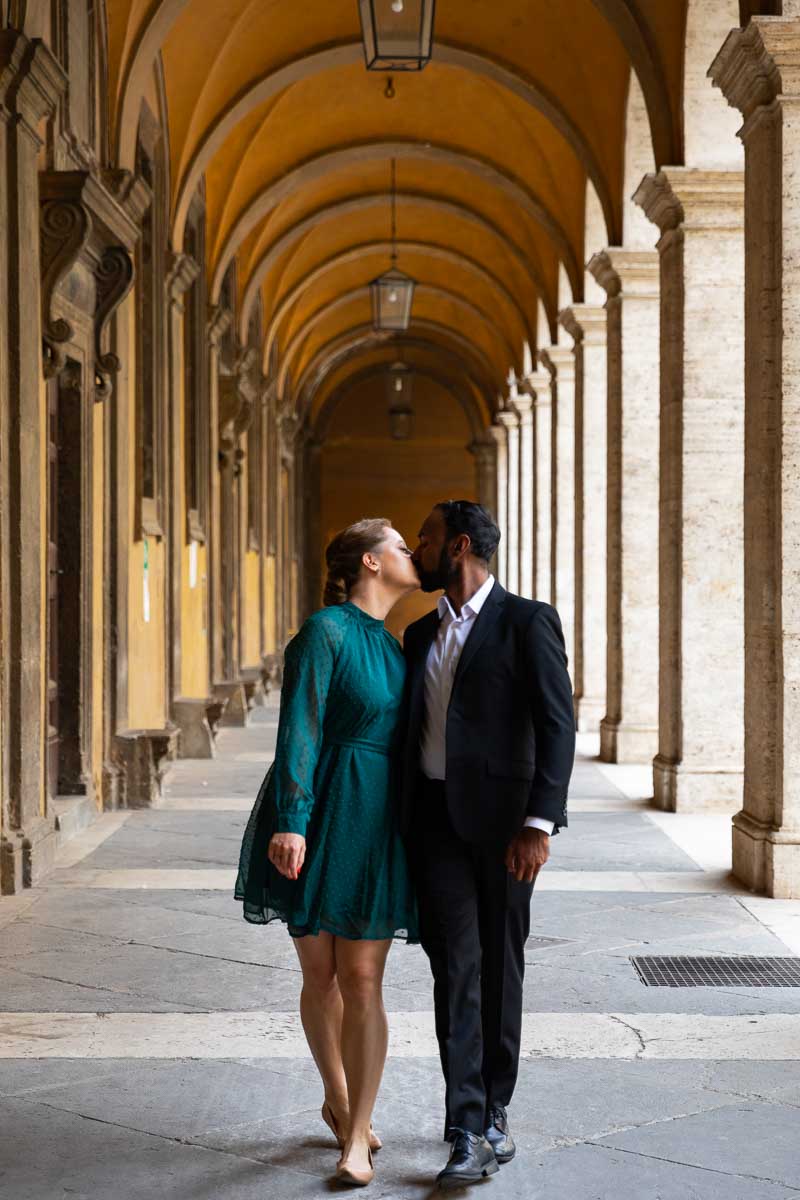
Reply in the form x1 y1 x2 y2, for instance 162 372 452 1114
401 501 575 1189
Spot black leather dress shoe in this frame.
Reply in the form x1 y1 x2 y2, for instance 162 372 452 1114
437 1129 499 1189
484 1104 516 1164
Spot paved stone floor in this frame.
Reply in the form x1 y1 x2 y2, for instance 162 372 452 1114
3 696 800 1198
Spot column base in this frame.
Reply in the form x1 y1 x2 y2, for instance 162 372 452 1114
0 816 59 894
652 757 743 813
262 652 283 690
732 810 800 898
173 698 215 759
599 718 658 764
241 668 266 710
214 681 249 727
576 694 605 733
113 726 179 808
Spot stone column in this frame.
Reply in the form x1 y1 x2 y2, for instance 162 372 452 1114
527 367 553 602
561 305 607 732
711 19 800 894
541 346 576 671
469 435 497 513
497 409 520 594
514 393 534 598
589 249 660 764
487 422 508 586
636 169 745 812
0 33 66 893
206 305 231 689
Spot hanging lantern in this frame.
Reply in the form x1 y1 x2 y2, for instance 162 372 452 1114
386 362 414 439
358 0 436 72
371 267 415 331
370 159 416 331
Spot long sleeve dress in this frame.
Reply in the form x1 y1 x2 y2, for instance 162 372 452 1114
235 601 419 941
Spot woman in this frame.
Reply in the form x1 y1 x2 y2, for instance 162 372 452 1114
235 518 420 1187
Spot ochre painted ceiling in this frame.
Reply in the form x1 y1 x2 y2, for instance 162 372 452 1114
106 0 691 418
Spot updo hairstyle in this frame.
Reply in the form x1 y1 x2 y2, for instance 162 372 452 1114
323 518 392 607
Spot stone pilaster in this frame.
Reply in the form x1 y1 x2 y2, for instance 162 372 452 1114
561 305 607 732
206 303 231 689
711 18 800 894
0 33 66 893
513 394 534 599
526 368 553 603
636 168 745 813
497 408 520 594
486 422 508 586
468 435 497 514
589 248 660 764
540 345 576 673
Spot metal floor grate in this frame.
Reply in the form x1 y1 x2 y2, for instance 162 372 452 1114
631 955 800 987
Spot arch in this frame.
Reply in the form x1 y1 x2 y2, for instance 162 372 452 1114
116 0 185 162
313 362 486 443
277 284 518 398
296 324 499 419
260 240 533 365
622 68 657 248
239 191 550 336
590 0 679 166
210 140 581 303
170 40 617 247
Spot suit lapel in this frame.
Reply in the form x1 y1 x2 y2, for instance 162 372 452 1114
408 609 439 728
449 580 506 697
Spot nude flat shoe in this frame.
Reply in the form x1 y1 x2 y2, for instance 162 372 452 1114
322 1102 382 1152
335 1145 374 1187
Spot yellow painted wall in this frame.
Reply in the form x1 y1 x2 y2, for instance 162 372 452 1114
91 402 105 804
320 375 477 641
242 550 262 667
125 293 167 730
263 553 277 654
176 309 211 700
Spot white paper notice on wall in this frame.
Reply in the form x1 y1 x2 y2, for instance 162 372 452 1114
143 537 151 623
189 539 198 589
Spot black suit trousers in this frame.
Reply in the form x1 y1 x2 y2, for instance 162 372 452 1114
408 777 533 1135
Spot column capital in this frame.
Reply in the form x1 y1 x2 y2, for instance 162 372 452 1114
206 303 232 348
0 31 66 136
496 407 519 431
521 367 552 404
560 304 607 346
710 18 800 121
634 168 744 235
540 345 575 383
588 247 659 299
468 436 496 466
511 392 533 419
166 251 200 307
486 421 507 447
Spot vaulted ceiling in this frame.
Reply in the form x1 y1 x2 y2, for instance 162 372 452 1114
107 0 693 421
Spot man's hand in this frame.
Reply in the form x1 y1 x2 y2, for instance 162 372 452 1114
268 833 306 880
504 827 549 884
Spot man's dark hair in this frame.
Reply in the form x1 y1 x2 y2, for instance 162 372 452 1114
436 500 501 564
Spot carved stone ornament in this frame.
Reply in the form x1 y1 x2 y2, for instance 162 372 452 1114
94 245 135 400
40 198 92 378
39 170 151 399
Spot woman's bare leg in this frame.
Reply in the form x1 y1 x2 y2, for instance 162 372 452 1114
292 932 349 1126
335 937 392 1170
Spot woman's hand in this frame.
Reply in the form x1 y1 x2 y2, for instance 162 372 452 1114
268 833 306 880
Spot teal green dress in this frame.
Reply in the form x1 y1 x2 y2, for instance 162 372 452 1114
235 602 419 941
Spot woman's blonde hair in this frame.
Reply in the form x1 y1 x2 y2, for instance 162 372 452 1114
323 518 393 607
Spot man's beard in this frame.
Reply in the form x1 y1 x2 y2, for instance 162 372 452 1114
416 545 457 593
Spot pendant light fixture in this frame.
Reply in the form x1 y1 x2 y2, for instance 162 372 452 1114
370 160 415 331
358 0 436 72
386 361 414 439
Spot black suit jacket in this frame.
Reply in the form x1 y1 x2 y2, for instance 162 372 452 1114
399 582 576 847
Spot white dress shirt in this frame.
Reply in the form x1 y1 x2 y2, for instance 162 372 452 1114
420 574 554 835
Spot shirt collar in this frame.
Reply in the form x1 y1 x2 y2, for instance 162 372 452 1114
437 574 496 622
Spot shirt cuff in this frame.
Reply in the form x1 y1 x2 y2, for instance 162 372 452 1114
524 816 555 835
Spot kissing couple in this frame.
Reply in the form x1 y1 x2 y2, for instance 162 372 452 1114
235 500 575 1189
